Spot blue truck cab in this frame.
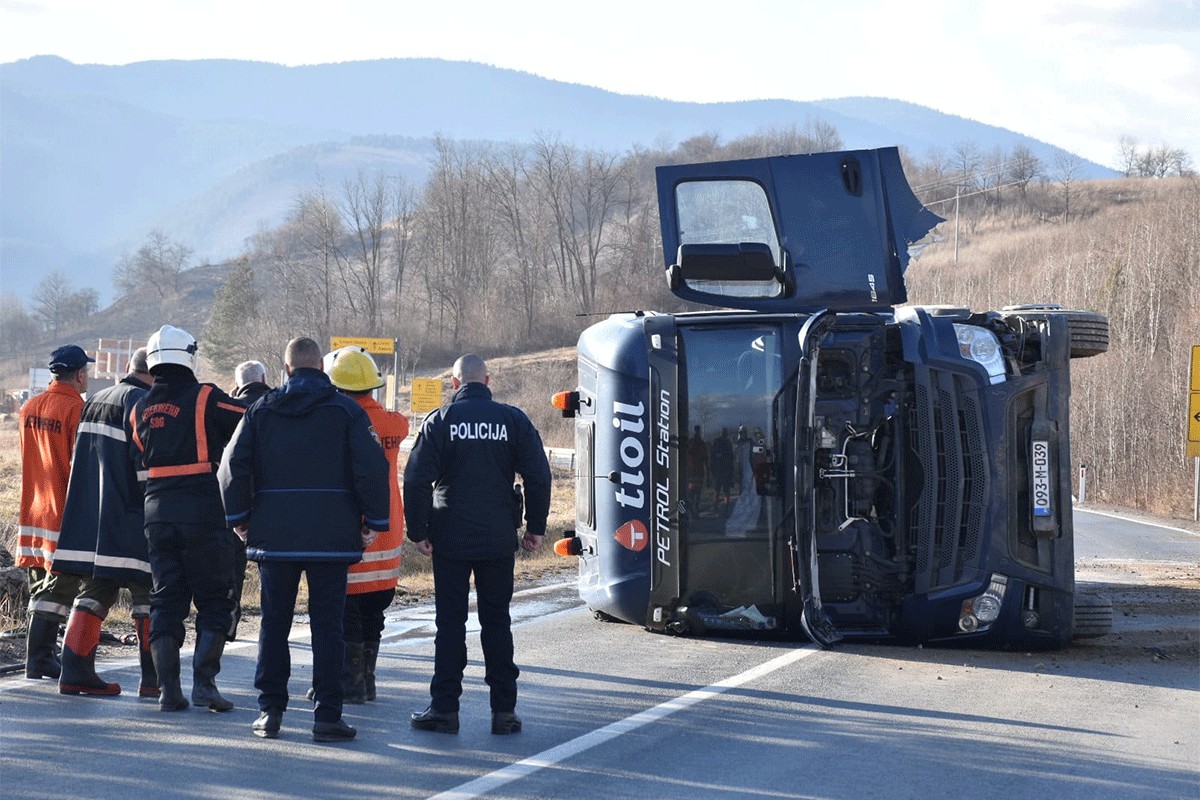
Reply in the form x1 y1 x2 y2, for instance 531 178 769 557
555 147 1108 649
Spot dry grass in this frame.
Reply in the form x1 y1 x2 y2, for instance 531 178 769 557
0 404 578 633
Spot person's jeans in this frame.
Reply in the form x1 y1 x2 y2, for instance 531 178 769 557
255 560 348 723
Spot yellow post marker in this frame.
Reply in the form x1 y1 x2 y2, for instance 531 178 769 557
1191 345 1200 520
1189 345 1200 459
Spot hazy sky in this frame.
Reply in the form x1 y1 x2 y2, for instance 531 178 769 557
1 0 1196 167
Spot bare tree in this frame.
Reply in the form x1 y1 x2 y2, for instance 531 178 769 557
339 171 390 335
950 141 983 192
113 230 192 299
1005 144 1042 195
0 293 42 355
1053 151 1084 222
32 270 76 337
1117 135 1140 177
531 135 627 313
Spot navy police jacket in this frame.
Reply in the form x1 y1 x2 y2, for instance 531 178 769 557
218 367 389 563
404 381 551 560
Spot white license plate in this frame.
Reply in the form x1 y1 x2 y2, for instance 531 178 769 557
1031 440 1051 517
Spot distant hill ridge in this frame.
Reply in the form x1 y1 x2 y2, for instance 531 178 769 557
0 56 1116 301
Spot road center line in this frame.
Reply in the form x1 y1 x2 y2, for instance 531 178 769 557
427 644 823 800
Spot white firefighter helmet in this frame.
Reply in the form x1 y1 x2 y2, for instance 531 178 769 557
146 325 200 373
325 346 385 393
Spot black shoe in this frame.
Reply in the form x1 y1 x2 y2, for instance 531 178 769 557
410 705 459 734
313 718 357 742
252 710 282 739
491 711 522 734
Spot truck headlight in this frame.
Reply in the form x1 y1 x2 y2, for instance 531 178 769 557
953 324 1006 384
958 574 1009 632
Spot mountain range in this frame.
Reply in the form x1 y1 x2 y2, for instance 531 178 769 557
0 56 1117 303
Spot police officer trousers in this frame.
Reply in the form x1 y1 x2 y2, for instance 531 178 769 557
430 552 519 714
256 560 348 723
146 521 235 646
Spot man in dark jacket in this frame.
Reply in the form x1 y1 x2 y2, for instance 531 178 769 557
131 325 245 713
54 348 156 698
404 353 551 735
231 360 271 406
219 337 389 743
226 360 272 640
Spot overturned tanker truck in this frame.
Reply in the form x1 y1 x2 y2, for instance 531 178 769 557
551 146 1109 650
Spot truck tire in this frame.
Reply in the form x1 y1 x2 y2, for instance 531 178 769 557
1072 591 1113 639
1001 305 1110 359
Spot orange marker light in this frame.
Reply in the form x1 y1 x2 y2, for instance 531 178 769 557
554 537 582 557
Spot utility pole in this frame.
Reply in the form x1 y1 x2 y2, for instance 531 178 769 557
953 184 961 267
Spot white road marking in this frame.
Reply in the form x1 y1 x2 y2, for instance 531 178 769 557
1076 507 1200 537
426 644 823 800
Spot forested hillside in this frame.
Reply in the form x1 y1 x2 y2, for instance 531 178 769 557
3 129 1195 515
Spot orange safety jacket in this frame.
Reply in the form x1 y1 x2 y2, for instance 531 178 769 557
18 380 84 570
348 396 408 595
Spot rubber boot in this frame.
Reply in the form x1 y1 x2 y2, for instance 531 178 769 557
135 617 160 698
24 612 62 680
362 641 379 702
191 629 234 712
151 637 189 712
342 641 367 705
58 607 121 696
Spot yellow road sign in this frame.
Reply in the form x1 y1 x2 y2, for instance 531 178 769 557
330 336 395 355
410 378 444 414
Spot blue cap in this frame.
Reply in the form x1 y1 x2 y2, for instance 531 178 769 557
48 345 95 374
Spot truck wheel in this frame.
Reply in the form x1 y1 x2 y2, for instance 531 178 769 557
1072 592 1113 639
1002 305 1109 359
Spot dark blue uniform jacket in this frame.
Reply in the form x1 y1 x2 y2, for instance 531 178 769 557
218 367 389 563
403 381 551 560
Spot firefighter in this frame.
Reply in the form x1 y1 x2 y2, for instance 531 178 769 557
18 344 93 680
404 353 551 735
130 325 244 712
324 346 408 703
54 347 157 697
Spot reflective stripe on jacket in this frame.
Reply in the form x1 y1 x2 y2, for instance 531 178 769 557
131 369 245 528
54 376 152 582
18 380 83 569
348 396 408 594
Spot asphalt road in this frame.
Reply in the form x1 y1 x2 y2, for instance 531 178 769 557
1 512 1196 800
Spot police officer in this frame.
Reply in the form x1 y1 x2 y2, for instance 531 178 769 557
131 325 244 712
18 344 93 680
219 337 390 742
54 347 157 698
405 353 551 735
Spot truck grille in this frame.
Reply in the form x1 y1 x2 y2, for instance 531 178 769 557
911 369 987 592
